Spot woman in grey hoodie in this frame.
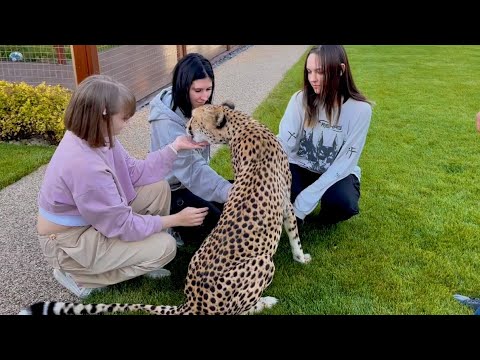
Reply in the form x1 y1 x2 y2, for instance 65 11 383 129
278 45 372 226
148 53 233 245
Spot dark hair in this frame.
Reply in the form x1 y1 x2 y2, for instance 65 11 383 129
64 74 136 148
303 45 369 127
171 53 215 118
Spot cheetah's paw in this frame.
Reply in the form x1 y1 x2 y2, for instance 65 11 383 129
294 253 312 263
261 296 278 308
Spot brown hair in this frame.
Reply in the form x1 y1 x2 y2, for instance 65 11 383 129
64 74 136 148
303 45 370 127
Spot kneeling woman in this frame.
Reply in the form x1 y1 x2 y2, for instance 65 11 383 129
278 45 373 226
37 75 209 298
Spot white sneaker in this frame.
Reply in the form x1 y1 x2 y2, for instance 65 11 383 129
53 269 103 299
167 228 184 247
144 268 171 279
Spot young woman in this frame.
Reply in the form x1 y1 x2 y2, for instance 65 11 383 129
278 45 373 226
149 53 232 244
37 74 209 298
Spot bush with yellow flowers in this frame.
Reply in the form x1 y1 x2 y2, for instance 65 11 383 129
0 81 71 145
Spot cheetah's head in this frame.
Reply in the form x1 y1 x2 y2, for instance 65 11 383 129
186 102 235 145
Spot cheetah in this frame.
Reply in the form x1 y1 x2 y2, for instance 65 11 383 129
19 102 310 315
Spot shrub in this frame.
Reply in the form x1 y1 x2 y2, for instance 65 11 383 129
0 81 71 145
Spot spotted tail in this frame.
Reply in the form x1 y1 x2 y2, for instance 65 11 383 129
18 301 189 315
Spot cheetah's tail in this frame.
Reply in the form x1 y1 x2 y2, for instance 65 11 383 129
18 301 187 315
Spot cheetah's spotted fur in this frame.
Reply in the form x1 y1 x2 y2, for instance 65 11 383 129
19 103 310 315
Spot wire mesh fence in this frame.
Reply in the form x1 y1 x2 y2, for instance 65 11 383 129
0 45 240 106
187 45 226 62
0 45 76 89
99 45 178 106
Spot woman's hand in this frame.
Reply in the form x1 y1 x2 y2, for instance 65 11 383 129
171 135 209 151
172 207 209 227
161 207 209 230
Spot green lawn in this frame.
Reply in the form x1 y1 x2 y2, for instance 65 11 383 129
0 143 55 189
5 45 479 314
86 45 480 315
208 46 480 313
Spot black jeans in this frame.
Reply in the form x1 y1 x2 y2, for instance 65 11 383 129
170 187 225 244
289 163 360 225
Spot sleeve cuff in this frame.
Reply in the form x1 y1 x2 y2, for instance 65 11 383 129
221 181 234 203
293 206 306 220
154 215 164 233
168 144 178 154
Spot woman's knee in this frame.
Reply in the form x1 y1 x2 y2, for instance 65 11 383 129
324 196 359 218
164 233 177 255
319 193 359 224
323 176 360 213
141 231 177 266
339 203 359 221
152 180 171 197
156 232 177 259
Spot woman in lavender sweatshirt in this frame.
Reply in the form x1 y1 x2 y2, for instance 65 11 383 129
36 75 209 299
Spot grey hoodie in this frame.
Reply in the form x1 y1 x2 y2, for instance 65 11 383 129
148 87 232 203
277 90 372 219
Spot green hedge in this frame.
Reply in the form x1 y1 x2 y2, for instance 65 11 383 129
0 81 71 145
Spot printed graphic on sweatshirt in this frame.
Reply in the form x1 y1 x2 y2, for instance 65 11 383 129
297 121 344 173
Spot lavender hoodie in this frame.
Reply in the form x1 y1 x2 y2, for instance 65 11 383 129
38 130 177 241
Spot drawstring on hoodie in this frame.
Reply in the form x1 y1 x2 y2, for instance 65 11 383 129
149 87 214 195
188 145 211 186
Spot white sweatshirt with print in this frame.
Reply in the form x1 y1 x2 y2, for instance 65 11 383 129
277 90 372 219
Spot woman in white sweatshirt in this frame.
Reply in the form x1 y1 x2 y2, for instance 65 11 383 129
278 45 373 226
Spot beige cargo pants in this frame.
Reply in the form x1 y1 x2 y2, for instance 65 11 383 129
38 180 176 288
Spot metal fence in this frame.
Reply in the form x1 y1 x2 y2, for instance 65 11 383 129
0 45 240 106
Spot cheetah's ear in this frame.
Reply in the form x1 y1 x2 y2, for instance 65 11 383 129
215 107 227 128
221 101 235 110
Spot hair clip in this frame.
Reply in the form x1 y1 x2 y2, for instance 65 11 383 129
103 109 107 116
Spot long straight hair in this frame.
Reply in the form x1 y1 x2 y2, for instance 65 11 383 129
171 53 215 118
303 45 369 127
64 74 136 148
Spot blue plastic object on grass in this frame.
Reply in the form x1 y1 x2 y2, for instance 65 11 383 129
453 294 480 314
9 51 24 62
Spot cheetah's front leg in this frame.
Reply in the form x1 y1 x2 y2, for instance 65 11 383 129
283 200 311 263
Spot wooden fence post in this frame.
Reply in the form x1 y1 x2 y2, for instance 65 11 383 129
71 45 100 85
176 45 187 61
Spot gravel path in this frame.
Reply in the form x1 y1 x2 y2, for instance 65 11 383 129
0 45 309 315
